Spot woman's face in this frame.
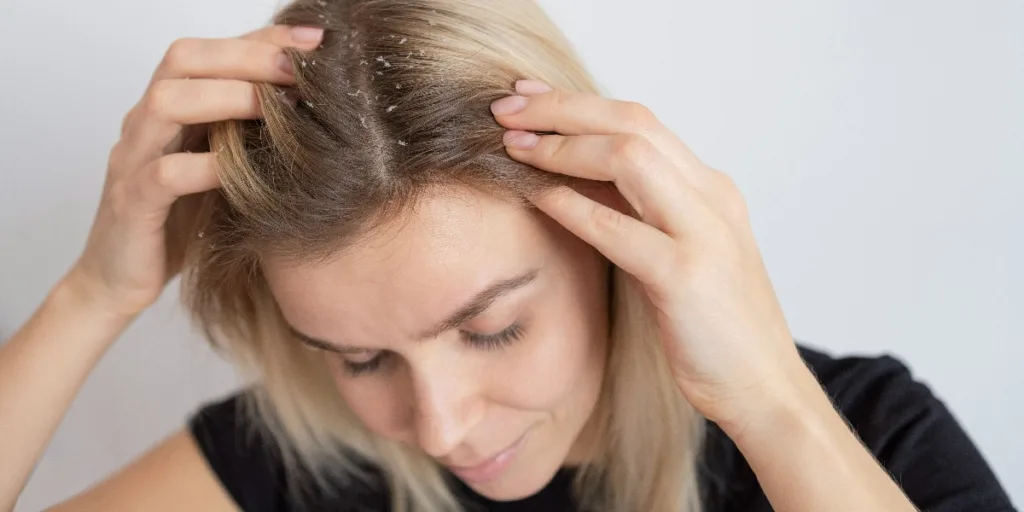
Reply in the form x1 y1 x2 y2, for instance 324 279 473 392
263 187 610 501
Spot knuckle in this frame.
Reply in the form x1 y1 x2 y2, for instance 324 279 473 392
120 108 135 135
141 80 174 119
148 155 177 190
549 88 569 110
107 141 127 167
588 202 625 236
163 38 198 71
622 101 658 129
612 134 659 174
539 132 567 161
710 169 750 222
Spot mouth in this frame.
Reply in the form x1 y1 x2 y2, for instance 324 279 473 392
444 430 531 485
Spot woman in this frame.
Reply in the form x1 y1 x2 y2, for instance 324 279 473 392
0 0 1014 511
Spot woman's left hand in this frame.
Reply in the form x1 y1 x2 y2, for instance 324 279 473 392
491 79 815 432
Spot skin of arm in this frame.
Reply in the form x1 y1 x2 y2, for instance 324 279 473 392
721 361 919 512
0 271 237 512
0 23 324 512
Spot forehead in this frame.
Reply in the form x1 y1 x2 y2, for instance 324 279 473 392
262 188 555 343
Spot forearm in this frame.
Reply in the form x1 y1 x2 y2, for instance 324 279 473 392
722 364 919 512
0 271 133 512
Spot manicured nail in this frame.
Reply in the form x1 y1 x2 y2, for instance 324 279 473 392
277 53 294 74
503 130 540 149
491 95 529 116
515 80 552 95
290 26 324 43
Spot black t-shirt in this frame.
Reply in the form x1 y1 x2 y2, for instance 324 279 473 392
188 346 1017 511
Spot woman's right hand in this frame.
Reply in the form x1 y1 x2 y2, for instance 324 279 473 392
65 25 324 319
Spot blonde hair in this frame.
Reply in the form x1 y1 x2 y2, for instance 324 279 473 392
168 1 705 510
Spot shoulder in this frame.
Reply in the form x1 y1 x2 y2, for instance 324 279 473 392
700 343 1017 512
47 428 238 512
187 391 286 511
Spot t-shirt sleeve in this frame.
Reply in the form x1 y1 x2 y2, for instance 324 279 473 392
188 390 285 512
800 347 1017 512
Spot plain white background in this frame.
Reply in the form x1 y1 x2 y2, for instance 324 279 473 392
1 0 1020 509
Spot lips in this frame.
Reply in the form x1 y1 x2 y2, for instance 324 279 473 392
444 431 530 485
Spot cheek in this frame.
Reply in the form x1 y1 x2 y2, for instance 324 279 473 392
489 300 606 412
326 358 411 441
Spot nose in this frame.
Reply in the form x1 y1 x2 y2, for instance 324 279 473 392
409 365 482 459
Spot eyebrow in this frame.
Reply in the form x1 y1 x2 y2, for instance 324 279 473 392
287 268 540 354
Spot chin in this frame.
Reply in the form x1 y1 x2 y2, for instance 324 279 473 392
459 455 564 502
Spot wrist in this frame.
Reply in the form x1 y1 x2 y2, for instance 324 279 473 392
50 267 140 330
712 357 920 512
716 357 835 448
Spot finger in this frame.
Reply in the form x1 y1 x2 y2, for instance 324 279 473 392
123 79 261 160
504 131 709 236
494 83 712 191
145 79 262 125
149 25 323 84
494 85 657 137
127 152 220 216
239 24 325 49
532 185 678 290
153 38 297 84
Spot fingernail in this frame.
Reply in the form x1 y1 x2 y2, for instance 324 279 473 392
503 130 540 149
277 53 294 74
515 80 552 95
491 95 529 116
290 26 324 43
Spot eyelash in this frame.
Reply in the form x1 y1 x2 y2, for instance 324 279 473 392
341 322 526 377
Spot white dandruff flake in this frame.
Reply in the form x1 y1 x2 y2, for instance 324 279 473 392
396 84 402 89
397 140 407 146
360 59 368 65
376 71 383 75
386 105 396 112
317 0 326 5
359 116 367 128
198 231 205 239
301 60 307 68
399 37 407 44
347 88 361 96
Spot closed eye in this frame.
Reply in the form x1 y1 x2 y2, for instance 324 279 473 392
462 322 525 350
340 323 526 377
